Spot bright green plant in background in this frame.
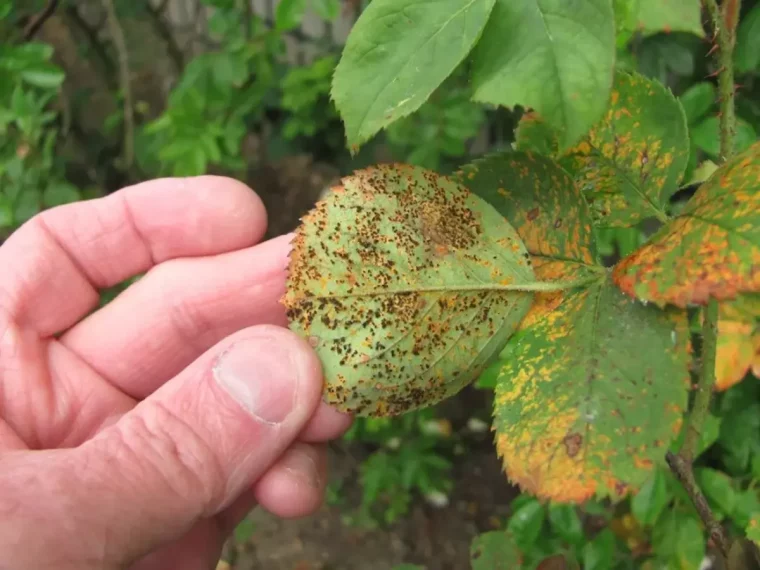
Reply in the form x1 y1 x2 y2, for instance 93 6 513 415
0 38 80 237
282 0 760 568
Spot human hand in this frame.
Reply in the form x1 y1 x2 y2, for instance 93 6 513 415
0 177 352 569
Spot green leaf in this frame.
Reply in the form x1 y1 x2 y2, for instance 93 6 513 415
507 499 546 549
619 0 704 37
312 0 340 20
613 142 760 307
679 82 716 124
691 116 757 160
561 70 690 228
669 412 721 458
0 194 14 228
582 529 615 570
674 516 705 570
749 513 760 546
332 0 496 150
470 0 615 150
275 0 307 31
736 3 760 74
20 63 65 89
695 468 737 518
631 468 670 526
470 531 523 570
42 182 80 208
283 164 537 417
548 503 584 546
233 517 256 542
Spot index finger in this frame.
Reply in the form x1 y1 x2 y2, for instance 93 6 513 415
0 176 267 337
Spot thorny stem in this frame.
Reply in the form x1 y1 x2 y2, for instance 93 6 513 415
705 0 739 163
666 0 740 561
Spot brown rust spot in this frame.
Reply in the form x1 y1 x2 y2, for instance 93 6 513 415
563 432 583 458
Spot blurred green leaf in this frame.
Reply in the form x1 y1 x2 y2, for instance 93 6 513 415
276 0 308 31
42 182 79 208
695 467 737 519
312 0 340 20
632 468 670 527
615 0 704 37
736 3 760 74
0 194 13 228
470 531 523 570
548 503 584 546
679 82 716 124
691 116 757 159
674 516 705 570
582 529 615 570
670 412 721 458
507 499 546 550
233 517 256 543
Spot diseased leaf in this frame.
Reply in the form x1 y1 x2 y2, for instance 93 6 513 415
561 71 689 227
470 531 523 570
457 150 687 502
493 277 690 502
617 0 705 38
283 164 538 417
331 0 496 150
455 151 599 268
715 296 760 391
469 0 615 150
515 71 690 228
613 142 760 307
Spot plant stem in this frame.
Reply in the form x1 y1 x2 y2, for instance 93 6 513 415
665 1 740 561
666 451 729 558
22 0 60 40
704 0 739 163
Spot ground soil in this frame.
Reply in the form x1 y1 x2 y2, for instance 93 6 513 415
222 427 519 570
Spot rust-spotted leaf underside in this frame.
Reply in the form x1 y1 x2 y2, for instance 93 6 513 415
516 70 689 228
493 278 690 502
613 142 760 307
283 164 536 417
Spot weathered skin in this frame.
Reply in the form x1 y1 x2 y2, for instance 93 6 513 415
282 164 536 417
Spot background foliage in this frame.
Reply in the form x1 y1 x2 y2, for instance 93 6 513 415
2 0 760 568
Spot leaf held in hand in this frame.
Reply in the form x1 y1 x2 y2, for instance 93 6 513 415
613 142 760 307
283 164 537 417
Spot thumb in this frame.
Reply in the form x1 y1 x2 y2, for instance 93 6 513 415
74 325 323 563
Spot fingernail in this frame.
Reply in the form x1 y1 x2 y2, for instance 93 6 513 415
281 446 320 489
213 335 301 424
